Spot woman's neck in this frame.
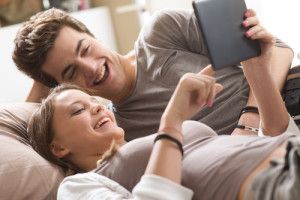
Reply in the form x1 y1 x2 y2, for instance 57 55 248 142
69 154 101 171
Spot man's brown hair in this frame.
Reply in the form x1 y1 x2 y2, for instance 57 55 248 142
13 8 94 87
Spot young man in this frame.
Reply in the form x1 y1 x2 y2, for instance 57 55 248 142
13 8 293 140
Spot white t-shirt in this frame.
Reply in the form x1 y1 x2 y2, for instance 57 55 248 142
57 173 193 200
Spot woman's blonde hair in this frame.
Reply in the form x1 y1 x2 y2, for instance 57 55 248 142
28 84 118 172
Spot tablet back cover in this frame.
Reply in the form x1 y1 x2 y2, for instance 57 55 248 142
193 0 261 70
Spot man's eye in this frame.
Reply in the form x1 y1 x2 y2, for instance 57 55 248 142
81 45 90 56
72 108 85 115
66 67 75 80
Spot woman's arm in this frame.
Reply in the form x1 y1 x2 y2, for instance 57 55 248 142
241 10 290 136
144 65 222 182
233 44 293 135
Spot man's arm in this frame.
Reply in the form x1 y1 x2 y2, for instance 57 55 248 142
233 45 294 135
26 81 50 103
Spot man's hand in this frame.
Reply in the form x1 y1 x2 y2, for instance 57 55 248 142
26 81 51 102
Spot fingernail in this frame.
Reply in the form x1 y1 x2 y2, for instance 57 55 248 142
243 20 248 27
245 30 252 37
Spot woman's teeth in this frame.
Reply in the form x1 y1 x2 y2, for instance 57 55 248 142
94 117 110 129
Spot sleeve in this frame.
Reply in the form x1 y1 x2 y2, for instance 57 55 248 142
275 38 293 49
258 116 300 137
132 174 193 200
138 9 208 55
57 172 132 200
57 172 193 200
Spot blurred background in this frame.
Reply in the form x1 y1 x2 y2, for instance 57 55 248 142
0 0 299 103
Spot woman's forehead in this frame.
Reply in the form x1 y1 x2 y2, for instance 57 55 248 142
55 89 89 103
52 89 88 112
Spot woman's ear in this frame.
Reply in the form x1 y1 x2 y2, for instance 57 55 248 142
50 142 70 158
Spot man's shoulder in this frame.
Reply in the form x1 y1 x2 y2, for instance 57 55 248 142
150 9 193 27
137 8 194 48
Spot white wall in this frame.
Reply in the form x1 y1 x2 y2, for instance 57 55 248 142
0 24 32 103
0 6 117 103
245 0 300 66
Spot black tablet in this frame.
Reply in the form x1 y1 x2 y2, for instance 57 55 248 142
192 0 261 70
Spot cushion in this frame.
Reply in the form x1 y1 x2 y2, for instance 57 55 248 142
0 103 65 199
283 65 300 126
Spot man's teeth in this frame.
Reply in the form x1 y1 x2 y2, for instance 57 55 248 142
94 65 106 84
95 117 110 129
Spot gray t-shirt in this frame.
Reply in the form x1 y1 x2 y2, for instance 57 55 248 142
95 120 295 200
113 9 289 141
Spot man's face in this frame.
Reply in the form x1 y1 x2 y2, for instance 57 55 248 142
42 26 128 101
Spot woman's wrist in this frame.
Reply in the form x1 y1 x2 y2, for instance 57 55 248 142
159 115 183 143
154 134 184 156
157 126 183 144
238 111 260 127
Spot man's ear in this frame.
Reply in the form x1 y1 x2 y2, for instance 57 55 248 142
50 142 70 158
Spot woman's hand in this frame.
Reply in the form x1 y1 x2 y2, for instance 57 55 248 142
159 65 223 134
241 9 276 72
240 9 290 135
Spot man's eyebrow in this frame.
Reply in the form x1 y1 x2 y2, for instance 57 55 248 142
75 39 85 55
61 39 85 79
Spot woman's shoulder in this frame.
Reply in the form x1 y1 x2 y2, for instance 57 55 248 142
182 120 217 137
57 172 132 199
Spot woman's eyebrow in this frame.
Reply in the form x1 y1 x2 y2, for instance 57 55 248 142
70 100 82 106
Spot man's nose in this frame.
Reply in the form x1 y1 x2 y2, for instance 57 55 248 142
77 58 97 80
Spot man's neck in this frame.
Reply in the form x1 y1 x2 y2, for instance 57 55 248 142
113 53 137 104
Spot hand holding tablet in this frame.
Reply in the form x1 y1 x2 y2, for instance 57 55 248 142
193 0 261 70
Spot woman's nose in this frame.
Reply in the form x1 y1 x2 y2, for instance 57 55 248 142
92 104 104 115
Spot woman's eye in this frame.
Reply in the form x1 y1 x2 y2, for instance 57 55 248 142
72 108 85 115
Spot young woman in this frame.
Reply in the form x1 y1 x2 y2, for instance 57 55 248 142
28 10 299 200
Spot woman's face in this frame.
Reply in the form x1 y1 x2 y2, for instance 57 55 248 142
50 89 125 160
